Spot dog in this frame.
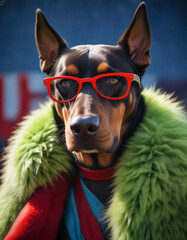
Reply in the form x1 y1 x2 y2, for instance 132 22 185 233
35 1 151 238
1 1 186 239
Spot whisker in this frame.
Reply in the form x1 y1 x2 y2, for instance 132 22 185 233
55 123 67 147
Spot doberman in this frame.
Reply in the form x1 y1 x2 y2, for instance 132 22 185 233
35 1 151 237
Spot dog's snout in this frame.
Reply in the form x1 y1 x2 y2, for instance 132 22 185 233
70 116 99 137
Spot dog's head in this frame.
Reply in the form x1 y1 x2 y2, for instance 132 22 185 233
35 2 151 168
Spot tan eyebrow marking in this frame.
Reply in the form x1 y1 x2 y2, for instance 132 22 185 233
67 64 79 75
97 62 109 73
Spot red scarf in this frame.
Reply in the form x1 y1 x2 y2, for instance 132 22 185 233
4 166 115 240
4 173 72 240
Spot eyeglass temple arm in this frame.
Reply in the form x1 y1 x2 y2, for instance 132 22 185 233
133 74 142 89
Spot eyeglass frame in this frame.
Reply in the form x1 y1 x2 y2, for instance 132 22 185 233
43 72 141 103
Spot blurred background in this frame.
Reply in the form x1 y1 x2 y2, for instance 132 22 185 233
0 0 187 156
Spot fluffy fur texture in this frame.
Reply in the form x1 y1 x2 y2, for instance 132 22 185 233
107 89 187 240
0 102 75 239
0 88 187 239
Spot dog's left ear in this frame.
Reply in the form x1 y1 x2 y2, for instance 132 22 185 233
35 9 67 73
118 2 151 67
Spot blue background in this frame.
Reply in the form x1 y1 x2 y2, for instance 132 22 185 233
0 0 186 81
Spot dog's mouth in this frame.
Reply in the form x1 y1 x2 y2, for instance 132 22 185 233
73 144 99 153
68 136 119 154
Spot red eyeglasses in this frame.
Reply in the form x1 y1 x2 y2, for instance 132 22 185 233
43 73 141 103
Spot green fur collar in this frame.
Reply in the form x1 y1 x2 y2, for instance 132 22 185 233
0 88 187 239
0 102 75 238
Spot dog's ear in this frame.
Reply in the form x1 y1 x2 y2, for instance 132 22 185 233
118 2 151 67
35 9 67 73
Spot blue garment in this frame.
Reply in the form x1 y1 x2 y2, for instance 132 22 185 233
63 175 104 240
63 185 84 240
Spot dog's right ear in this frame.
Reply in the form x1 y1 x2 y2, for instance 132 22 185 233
118 2 151 68
35 9 67 73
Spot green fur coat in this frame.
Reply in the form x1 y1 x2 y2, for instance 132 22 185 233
0 88 187 240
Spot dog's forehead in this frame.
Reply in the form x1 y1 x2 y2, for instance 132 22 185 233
71 44 120 62
56 44 134 76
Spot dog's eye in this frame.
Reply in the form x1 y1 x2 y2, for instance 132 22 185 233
61 79 71 87
108 78 119 85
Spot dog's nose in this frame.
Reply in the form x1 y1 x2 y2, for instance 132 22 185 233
70 116 99 137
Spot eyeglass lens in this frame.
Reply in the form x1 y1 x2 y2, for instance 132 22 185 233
96 76 128 98
50 75 128 101
50 78 79 101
